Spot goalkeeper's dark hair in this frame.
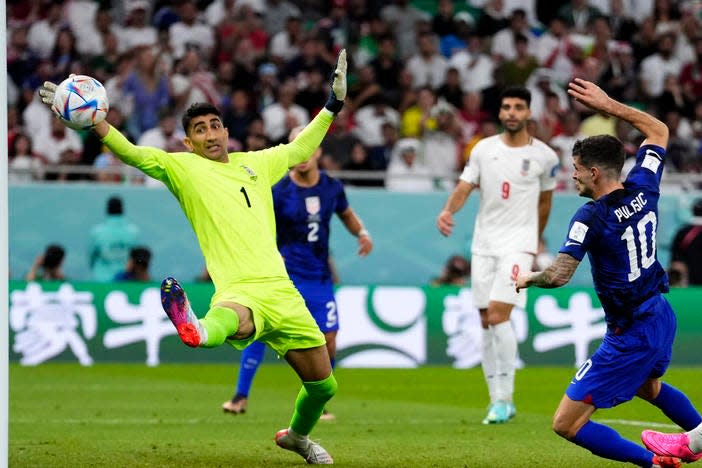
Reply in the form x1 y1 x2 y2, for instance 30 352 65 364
182 102 222 134
500 86 531 107
572 135 625 178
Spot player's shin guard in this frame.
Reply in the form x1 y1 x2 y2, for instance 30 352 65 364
492 321 517 401
481 327 497 404
573 420 655 466
200 306 240 348
290 373 338 436
650 383 702 431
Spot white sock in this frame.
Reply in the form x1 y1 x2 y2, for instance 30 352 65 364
688 423 702 453
492 321 517 402
287 428 309 447
481 327 497 404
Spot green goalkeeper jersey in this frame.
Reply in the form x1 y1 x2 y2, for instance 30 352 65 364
101 110 334 294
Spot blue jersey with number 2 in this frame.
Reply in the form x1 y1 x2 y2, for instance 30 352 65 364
273 172 349 282
559 145 669 329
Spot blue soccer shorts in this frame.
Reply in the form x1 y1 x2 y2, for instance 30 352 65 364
566 295 676 408
292 277 339 333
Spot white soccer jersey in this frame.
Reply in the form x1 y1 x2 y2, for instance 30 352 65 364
460 134 559 256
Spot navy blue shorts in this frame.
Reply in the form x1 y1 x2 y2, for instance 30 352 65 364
566 295 676 408
292 278 339 333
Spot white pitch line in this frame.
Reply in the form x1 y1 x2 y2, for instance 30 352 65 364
598 419 680 429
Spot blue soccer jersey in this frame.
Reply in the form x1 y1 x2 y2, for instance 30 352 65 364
273 171 349 282
559 145 669 330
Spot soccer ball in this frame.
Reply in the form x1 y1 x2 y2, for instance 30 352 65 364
51 75 109 130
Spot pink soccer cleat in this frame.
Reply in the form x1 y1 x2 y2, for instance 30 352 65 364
643 430 702 463
161 277 203 347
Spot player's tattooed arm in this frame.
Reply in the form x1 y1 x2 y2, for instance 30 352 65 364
516 253 580 291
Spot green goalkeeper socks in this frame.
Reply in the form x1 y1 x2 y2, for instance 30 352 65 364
290 373 338 436
199 305 240 348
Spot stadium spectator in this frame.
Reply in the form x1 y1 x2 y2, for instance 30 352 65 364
353 93 401 148
320 109 361 171
430 254 471 286
346 64 382 113
495 33 539 88
670 199 702 286
679 35 702 107
369 35 403 95
27 1 64 60
342 141 383 187
262 80 309 144
114 246 152 282
285 37 333 87
639 31 683 100
268 14 304 66
222 89 260 145
474 0 509 38
606 0 638 41
557 0 601 34
405 32 448 90
517 75 702 468
89 195 140 283
448 33 496 94
122 46 172 138
171 49 221 124
33 117 83 180
119 1 157 50
380 0 427 60
168 0 215 60
50 27 80 80
422 102 462 189
491 9 537 64
437 67 464 110
400 86 437 138
138 108 187 154
599 40 638 103
385 138 434 192
437 86 558 425
262 0 301 37
26 244 66 281
9 133 45 183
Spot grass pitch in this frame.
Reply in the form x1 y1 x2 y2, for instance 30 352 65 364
10 364 702 467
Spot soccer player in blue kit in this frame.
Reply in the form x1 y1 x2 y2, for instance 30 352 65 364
516 78 702 468
222 126 373 416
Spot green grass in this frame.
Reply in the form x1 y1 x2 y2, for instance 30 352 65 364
10 364 702 467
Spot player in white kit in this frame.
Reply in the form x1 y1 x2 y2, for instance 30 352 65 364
437 86 559 424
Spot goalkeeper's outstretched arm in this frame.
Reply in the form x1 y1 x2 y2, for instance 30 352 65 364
286 49 348 168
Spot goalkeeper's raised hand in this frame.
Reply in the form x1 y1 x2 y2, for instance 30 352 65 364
324 49 347 114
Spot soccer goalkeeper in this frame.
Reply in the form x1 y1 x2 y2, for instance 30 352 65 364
40 50 349 465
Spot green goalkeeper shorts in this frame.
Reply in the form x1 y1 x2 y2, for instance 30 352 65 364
212 278 326 357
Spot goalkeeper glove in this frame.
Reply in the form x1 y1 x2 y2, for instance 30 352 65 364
324 49 347 114
38 81 58 109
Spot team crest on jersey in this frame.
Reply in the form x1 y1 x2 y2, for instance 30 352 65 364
520 159 530 176
305 196 321 215
240 165 257 181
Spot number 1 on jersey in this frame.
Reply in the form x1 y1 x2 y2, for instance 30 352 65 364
240 187 251 207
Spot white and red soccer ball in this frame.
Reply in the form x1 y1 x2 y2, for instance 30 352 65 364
51 75 109 130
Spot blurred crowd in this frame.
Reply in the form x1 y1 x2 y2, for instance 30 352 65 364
6 0 702 190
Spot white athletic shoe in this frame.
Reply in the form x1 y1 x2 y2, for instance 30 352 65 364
275 429 333 464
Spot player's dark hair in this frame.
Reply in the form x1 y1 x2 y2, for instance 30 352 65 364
572 135 625 176
182 102 222 134
107 195 123 215
500 86 531 107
